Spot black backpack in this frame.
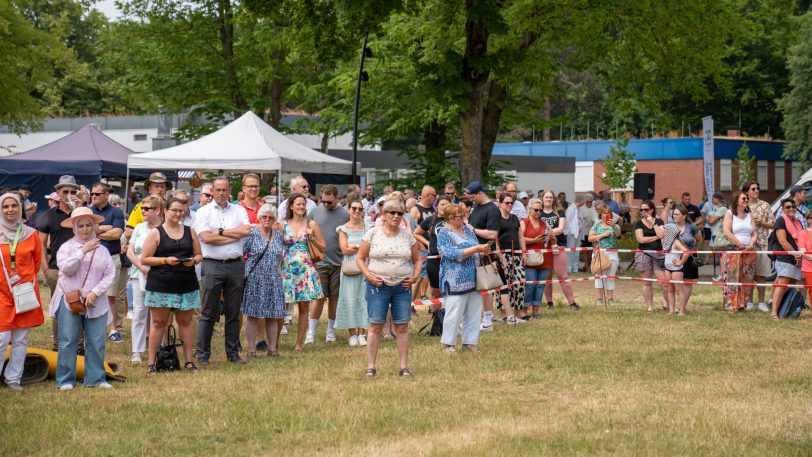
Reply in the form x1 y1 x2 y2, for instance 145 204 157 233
155 325 181 372
777 289 807 319
418 308 445 337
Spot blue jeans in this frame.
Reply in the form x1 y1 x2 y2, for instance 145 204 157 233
55 300 108 387
524 268 550 307
365 281 411 324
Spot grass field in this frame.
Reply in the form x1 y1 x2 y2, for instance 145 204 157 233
2 276 812 456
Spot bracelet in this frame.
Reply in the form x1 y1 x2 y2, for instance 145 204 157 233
161 258 166 265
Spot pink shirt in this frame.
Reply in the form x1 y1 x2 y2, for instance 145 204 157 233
796 229 812 273
49 239 115 319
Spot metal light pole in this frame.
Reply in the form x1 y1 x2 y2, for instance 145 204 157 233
351 32 372 185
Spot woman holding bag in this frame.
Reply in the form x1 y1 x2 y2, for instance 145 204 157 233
282 193 324 352
520 198 550 318
0 192 43 391
588 204 620 306
242 204 286 357
51 207 115 390
335 198 370 347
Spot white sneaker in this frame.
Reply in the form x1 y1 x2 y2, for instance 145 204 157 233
480 323 494 332
96 382 114 389
281 323 289 335
349 335 359 347
326 332 337 343
304 333 314 345
59 384 74 391
758 303 770 313
746 302 754 311
357 334 367 346
505 316 517 325
712 275 722 282
129 353 142 364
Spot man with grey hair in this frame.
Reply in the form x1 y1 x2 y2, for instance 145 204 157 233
504 181 527 218
579 194 597 271
565 195 584 273
190 183 213 212
277 176 316 220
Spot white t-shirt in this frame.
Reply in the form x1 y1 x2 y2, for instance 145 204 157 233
362 226 416 286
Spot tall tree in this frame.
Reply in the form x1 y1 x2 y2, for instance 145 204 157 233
780 12 812 164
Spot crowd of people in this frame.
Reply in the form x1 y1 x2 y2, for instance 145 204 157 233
0 172 808 390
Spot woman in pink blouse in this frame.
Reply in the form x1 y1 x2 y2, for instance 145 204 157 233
50 207 116 390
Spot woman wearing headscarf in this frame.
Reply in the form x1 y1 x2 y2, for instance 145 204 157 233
51 207 116 390
0 193 43 391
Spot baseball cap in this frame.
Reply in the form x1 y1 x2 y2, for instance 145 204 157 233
789 185 809 196
465 181 489 195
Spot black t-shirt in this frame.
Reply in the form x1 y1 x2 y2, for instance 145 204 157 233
685 204 701 223
498 213 521 248
635 218 665 251
538 209 566 246
419 216 446 255
37 206 74 269
468 201 501 244
770 217 799 265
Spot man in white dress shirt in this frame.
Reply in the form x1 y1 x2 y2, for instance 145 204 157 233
194 177 251 365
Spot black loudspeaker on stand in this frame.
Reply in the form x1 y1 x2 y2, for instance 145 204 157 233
633 173 655 200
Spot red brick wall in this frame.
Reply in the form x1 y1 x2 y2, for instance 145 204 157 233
593 160 705 207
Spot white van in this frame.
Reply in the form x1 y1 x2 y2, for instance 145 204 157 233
770 168 812 215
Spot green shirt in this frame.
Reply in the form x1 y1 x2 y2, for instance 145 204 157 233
591 222 618 249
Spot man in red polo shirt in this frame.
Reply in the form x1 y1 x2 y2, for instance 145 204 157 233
238 173 262 224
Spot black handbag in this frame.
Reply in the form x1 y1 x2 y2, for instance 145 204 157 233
155 325 181 372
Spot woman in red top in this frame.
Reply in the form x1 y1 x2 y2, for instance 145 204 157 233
520 198 551 318
0 192 43 391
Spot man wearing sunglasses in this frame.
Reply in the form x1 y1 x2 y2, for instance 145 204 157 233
443 181 460 204
465 181 501 332
90 182 127 343
306 184 349 344
38 175 85 351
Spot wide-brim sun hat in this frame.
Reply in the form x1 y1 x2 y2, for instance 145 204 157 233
60 207 105 228
144 172 173 190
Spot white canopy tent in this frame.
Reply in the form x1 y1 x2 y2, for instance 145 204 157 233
126 111 354 174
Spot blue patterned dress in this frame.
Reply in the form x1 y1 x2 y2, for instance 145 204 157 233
282 223 324 303
242 226 286 318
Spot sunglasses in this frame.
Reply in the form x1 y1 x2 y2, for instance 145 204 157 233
350 207 364 212
141 206 156 211
244 185 260 189
502 201 514 205
784 205 797 210
202 193 213 198
90 192 106 197
259 215 275 220
387 211 404 216
531 208 542 213
62 190 78 195
640 207 651 211
750 187 760 191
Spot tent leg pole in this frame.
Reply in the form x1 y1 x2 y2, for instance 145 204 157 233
277 169 282 205
124 168 131 214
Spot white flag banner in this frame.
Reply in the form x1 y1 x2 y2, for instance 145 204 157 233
702 116 714 204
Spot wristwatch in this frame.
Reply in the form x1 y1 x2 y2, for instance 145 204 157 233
218 228 224 236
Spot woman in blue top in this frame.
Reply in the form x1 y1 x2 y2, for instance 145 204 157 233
437 204 491 353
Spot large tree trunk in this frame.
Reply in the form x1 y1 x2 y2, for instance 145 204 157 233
217 0 246 114
458 0 490 185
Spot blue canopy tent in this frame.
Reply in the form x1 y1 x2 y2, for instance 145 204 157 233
0 125 164 213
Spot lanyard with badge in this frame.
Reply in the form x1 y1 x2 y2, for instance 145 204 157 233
5 224 22 284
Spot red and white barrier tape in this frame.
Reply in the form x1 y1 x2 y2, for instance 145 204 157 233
420 247 808 260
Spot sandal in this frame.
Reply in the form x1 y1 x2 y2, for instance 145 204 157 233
184 362 198 372
365 368 376 378
770 315 779 320
147 364 157 375
267 351 281 357
399 368 412 377
247 352 257 360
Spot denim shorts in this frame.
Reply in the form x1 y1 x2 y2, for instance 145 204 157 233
365 281 412 324
775 260 802 280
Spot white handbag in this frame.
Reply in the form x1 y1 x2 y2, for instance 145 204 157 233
341 256 361 276
476 252 504 291
526 251 545 266
0 251 40 314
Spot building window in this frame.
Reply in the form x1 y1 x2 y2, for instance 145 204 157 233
720 159 732 191
134 134 147 141
757 161 768 190
775 162 785 191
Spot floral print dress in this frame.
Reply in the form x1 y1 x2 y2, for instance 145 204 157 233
282 223 324 303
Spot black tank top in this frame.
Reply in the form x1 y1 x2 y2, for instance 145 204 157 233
415 204 435 224
145 225 199 294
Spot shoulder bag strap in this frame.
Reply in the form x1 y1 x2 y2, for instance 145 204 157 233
246 233 272 278
80 248 98 290
0 246 14 292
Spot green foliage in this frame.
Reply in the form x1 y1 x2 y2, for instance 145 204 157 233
736 142 755 188
780 12 812 166
601 138 636 190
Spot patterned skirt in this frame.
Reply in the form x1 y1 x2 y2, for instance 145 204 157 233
145 289 201 311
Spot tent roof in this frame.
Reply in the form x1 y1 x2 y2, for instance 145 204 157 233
0 124 136 176
127 111 353 174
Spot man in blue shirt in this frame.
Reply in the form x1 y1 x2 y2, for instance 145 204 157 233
600 190 621 215
90 182 126 343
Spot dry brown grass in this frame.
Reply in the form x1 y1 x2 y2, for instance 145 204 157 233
2 277 812 456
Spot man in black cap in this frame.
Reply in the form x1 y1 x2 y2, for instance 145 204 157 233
465 180 501 332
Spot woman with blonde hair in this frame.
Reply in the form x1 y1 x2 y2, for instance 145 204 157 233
538 190 579 310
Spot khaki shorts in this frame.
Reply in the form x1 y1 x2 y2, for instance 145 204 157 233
106 255 123 297
317 263 341 297
754 253 773 278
